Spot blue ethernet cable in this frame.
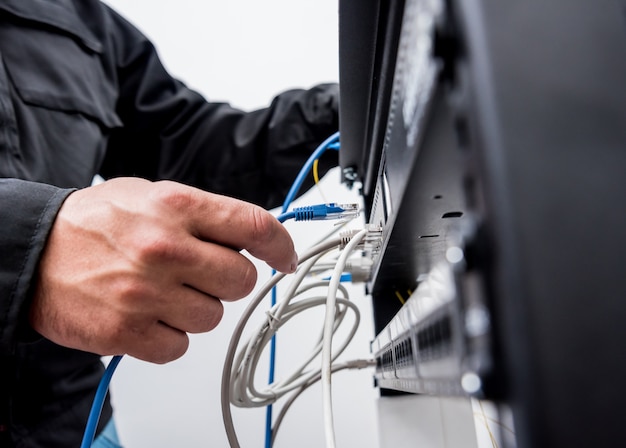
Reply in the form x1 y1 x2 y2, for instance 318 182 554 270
80 355 123 448
280 131 340 214
266 132 341 448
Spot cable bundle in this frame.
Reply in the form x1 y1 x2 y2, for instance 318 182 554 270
221 229 375 448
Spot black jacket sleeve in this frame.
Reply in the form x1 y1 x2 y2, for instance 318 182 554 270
0 179 72 354
98 6 339 210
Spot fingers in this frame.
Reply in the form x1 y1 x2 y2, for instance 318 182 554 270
125 323 190 365
176 241 259 302
85 286 225 363
168 184 298 274
123 289 225 364
156 286 224 334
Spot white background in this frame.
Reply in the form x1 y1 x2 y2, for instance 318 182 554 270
103 0 341 111
101 1 380 447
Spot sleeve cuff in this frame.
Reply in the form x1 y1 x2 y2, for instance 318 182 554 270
0 179 74 354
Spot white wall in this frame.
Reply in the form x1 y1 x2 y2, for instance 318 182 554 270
101 1 379 447
103 0 340 111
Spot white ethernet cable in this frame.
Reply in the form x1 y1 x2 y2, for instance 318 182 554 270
321 228 369 448
222 237 341 448
221 229 375 447
270 358 375 447
230 269 358 408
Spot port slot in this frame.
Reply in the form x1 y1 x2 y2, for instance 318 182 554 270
379 344 395 373
417 314 452 362
393 336 415 368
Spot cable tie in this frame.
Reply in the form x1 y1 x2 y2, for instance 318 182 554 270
265 310 282 331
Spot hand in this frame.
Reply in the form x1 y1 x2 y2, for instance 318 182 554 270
30 178 297 364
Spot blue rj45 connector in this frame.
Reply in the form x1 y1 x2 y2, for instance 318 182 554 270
278 203 360 223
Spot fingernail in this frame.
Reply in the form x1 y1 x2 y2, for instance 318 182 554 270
290 254 298 272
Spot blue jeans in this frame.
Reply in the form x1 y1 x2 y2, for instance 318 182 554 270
91 419 123 448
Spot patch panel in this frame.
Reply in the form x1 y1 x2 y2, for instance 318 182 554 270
371 261 487 396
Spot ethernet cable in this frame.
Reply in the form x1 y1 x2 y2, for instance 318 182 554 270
222 237 343 448
321 227 369 448
280 131 340 214
270 358 375 446
230 282 358 407
80 355 122 448
229 264 359 408
265 131 341 448
221 227 377 448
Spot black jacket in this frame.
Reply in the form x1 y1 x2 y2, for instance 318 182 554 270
0 1 338 446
